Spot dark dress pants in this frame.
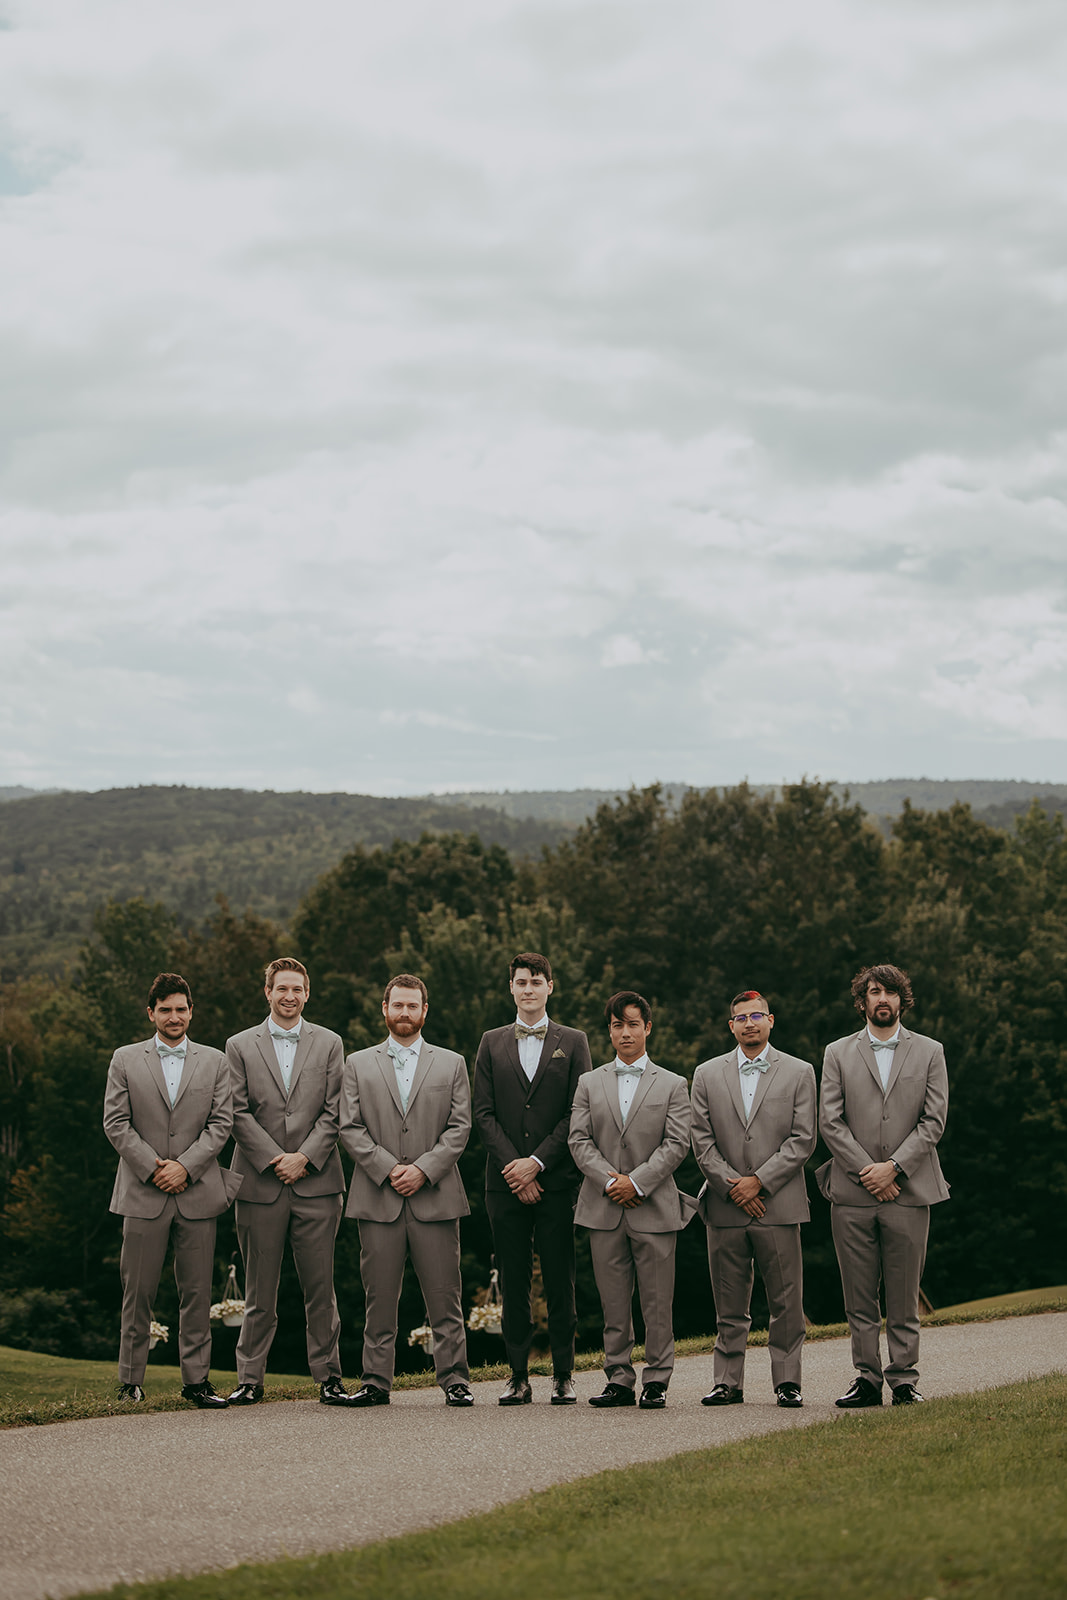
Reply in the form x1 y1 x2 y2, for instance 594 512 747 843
486 1185 577 1375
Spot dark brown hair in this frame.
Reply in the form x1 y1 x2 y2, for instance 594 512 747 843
509 952 553 982
383 973 429 1005
147 972 192 1009
265 957 309 991
851 963 914 1014
604 990 652 1026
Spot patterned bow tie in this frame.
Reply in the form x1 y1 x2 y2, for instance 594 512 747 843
614 1061 645 1075
269 1025 301 1042
740 1058 769 1076
157 1043 186 1058
869 1035 899 1050
515 1022 548 1040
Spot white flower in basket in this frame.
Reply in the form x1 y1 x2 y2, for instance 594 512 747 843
407 1323 435 1355
210 1263 246 1326
466 1267 503 1336
149 1319 169 1350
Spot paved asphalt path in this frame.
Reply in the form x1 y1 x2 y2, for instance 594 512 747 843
2 1313 1065 1600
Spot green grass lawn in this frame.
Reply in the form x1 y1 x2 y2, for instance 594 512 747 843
74 1373 1067 1600
2 1286 1063 1429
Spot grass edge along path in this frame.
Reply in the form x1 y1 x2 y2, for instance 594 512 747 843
2 1288 1065 1429
74 1374 1067 1600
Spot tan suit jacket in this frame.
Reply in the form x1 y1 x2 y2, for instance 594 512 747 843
103 1038 241 1219
340 1039 471 1222
227 1020 346 1203
692 1047 817 1227
569 1061 695 1233
817 1026 950 1207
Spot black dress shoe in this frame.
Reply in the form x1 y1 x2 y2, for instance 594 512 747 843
348 1384 390 1406
588 1382 636 1408
550 1373 577 1405
499 1374 532 1405
701 1384 743 1406
445 1382 474 1406
891 1383 924 1405
118 1383 144 1402
776 1383 803 1408
639 1381 667 1409
227 1382 264 1405
181 1380 228 1409
835 1376 883 1408
320 1376 358 1405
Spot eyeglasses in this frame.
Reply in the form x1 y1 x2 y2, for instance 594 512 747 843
732 1012 768 1024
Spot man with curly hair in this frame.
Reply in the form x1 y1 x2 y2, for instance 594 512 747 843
817 963 950 1407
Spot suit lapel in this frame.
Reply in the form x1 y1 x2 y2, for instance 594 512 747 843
723 1054 747 1127
624 1060 658 1126
526 1022 562 1098
856 1033 884 1094
745 1050 779 1126
288 1023 313 1096
255 1024 289 1099
171 1043 198 1109
600 1063 624 1132
406 1042 434 1111
376 1043 405 1115
145 1042 172 1109
884 1029 912 1098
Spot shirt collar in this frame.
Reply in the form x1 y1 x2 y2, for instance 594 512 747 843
388 1033 422 1056
613 1053 648 1075
514 1013 549 1029
867 1027 901 1048
737 1045 769 1069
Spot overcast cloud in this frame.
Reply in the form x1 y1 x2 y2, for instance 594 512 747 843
1 0 1065 794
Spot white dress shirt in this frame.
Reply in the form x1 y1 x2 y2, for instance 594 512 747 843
608 1053 648 1197
867 1027 901 1092
155 1036 187 1106
736 1045 770 1121
268 1018 303 1093
389 1034 422 1112
515 1014 549 1081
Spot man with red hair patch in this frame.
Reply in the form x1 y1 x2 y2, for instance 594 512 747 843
691 990 816 1408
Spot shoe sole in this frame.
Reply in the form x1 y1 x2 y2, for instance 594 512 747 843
550 1395 577 1405
498 1395 533 1405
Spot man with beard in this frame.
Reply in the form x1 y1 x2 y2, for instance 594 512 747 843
473 952 591 1406
818 964 950 1407
691 990 816 1409
103 972 240 1408
340 974 474 1406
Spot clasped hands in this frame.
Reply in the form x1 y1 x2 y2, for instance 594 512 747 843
606 1172 642 1209
270 1152 310 1186
728 1174 766 1218
389 1162 427 1197
502 1157 543 1205
859 1160 900 1202
152 1158 188 1194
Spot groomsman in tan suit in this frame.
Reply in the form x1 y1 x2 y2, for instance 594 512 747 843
103 972 239 1407
340 974 474 1406
226 958 354 1406
568 991 694 1410
691 990 816 1408
818 963 950 1407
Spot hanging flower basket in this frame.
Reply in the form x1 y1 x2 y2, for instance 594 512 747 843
466 1267 503 1336
407 1323 434 1355
210 1263 246 1327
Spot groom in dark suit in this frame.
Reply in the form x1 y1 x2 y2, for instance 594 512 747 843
473 953 591 1405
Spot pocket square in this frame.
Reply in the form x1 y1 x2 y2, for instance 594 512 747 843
551 1048 566 1059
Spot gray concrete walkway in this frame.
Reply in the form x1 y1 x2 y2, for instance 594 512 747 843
1 1312 1064 1600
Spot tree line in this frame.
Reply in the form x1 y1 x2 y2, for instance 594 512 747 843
1 782 1064 1373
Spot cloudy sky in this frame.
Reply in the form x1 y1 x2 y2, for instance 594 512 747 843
1 0 1064 795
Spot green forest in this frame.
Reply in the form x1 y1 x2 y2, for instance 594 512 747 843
1 781 1064 1380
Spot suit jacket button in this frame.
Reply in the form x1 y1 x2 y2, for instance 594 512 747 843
525 1103 531 1110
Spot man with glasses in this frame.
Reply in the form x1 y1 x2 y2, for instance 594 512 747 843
818 964 949 1407
691 990 816 1408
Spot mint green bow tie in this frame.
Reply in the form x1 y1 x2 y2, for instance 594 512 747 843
614 1062 645 1075
269 1025 301 1042
870 1035 898 1049
157 1044 186 1058
740 1058 768 1076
